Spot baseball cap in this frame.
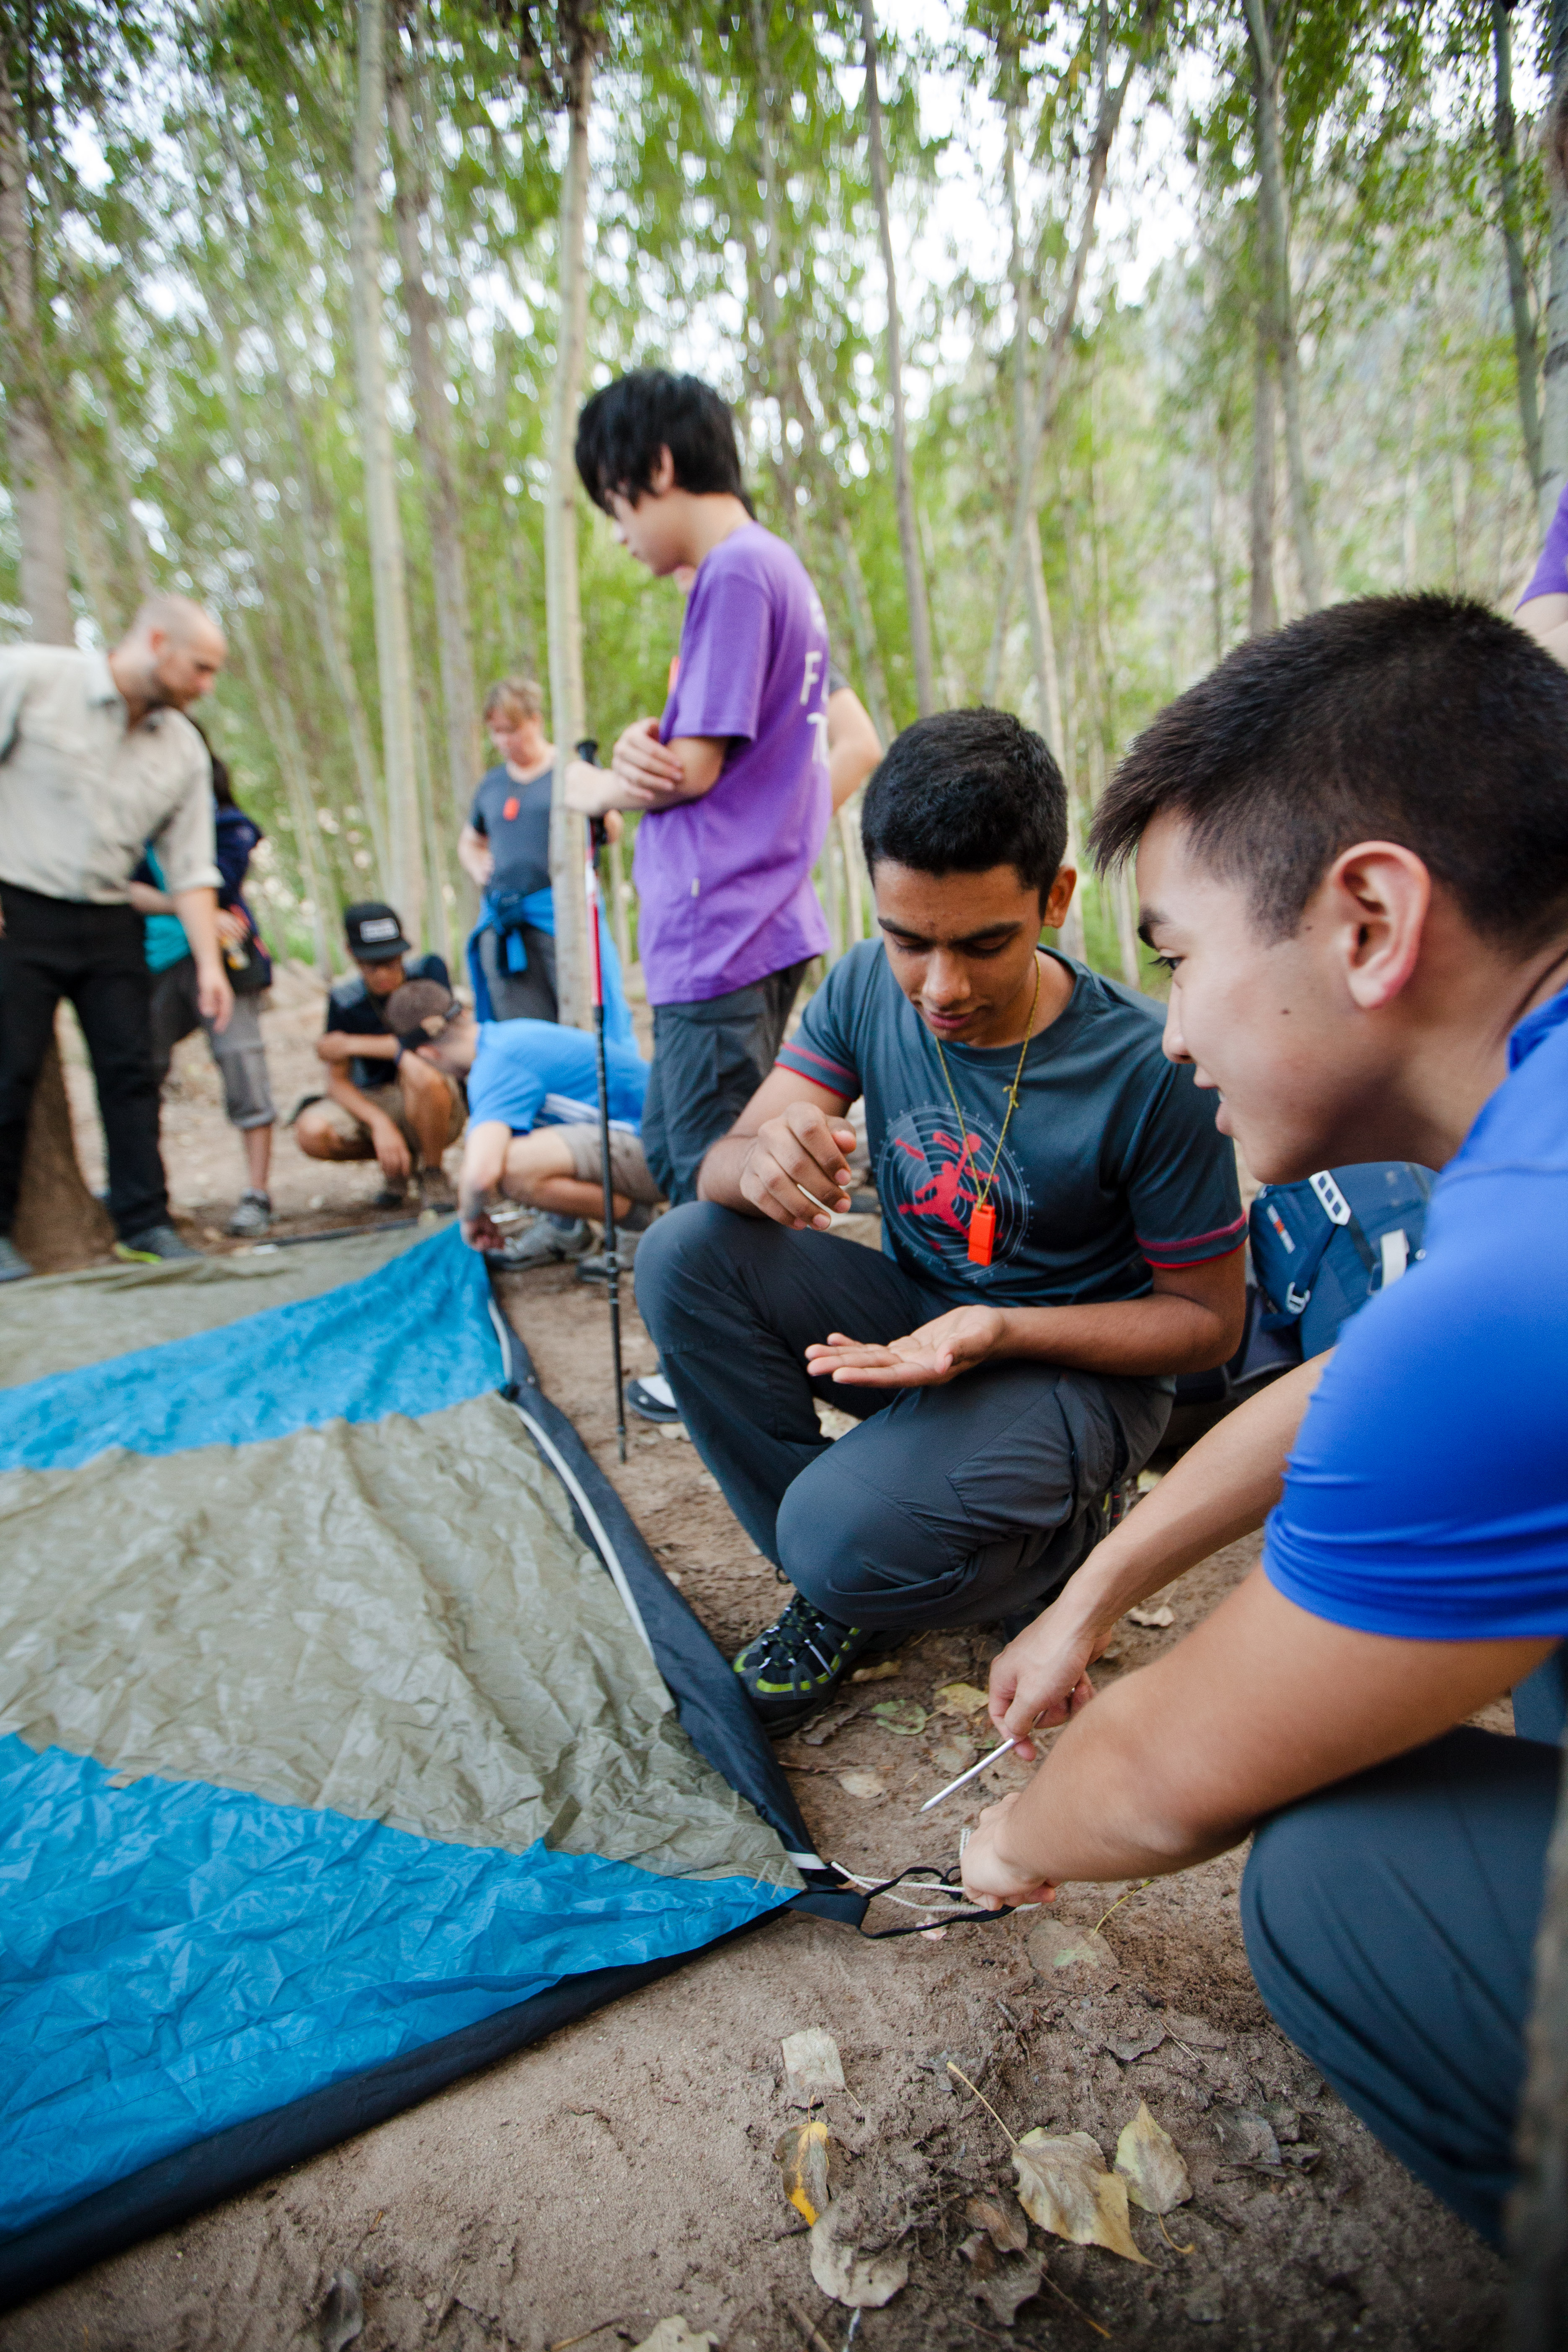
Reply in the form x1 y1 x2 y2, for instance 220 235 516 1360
343 902 411 963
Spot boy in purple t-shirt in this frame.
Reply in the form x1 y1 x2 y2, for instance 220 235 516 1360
565 371 833 1216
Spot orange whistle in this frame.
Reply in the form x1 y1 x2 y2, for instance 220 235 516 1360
968 1202 995 1266
503 796 520 820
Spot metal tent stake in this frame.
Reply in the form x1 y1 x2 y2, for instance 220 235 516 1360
577 744 627 1463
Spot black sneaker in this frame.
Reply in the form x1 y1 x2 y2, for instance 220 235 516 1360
733 1596 893 1735
113 1223 200 1264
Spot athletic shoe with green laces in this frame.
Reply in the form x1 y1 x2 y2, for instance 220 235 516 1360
113 1222 200 1265
732 1596 896 1735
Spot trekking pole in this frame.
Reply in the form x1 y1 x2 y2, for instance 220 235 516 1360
575 740 627 1463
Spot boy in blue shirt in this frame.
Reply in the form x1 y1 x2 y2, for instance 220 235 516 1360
386 980 652 1260
959 593 1568 2251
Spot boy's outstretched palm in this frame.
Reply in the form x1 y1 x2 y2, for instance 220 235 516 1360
806 1303 1006 1388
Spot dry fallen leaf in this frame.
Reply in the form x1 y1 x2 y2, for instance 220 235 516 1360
964 2192 1030 2253
775 2118 834 2224
629 2324 717 2352
1026 1918 1112 1974
1115 2102 1192 2214
1212 2105 1283 2169
850 1658 903 1683
933 1680 992 1717
1105 2020 1166 2064
799 1700 861 1747
808 2214 910 2308
781 2028 846 2102
1014 2130 1150 2264
837 1769 885 1799
1127 1605 1174 1629
959 2233 1046 2324
872 1698 927 1736
931 1739 976 1776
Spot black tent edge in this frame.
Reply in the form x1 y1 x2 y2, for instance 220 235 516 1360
0 1264 864 2313
485 1278 861 1920
0 1925 782 2313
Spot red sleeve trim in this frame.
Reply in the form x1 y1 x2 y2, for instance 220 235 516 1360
1135 1211 1247 1252
1142 1240 1248 1270
777 1041 858 1095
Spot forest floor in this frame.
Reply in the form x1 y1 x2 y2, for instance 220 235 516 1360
8 976 1511 2352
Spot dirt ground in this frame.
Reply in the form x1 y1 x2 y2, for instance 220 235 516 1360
8 980 1510 2352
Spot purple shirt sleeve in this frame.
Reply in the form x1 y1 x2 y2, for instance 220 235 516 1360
661 575 772 747
1519 479 1568 605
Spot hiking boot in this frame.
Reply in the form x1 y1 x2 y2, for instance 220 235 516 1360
485 1214 593 1271
418 1166 455 1212
0 1236 34 1283
372 1180 410 1210
114 1222 200 1265
627 1372 682 1425
733 1596 896 1735
226 1189 273 1238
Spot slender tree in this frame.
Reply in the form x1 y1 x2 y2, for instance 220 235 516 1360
861 0 936 715
984 7 1142 699
388 8 481 843
540 0 598 1031
1244 0 1323 611
1538 0 1568 522
0 43 70 641
352 0 425 943
1491 0 1542 502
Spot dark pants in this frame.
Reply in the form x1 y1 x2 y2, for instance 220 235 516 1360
478 923 557 1024
1243 1698 1565 2247
641 962 809 1207
0 883 167 1240
633 1203 1171 1630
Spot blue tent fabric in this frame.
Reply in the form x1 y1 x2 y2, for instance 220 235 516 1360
0 1225 830 2300
0 1735 783 2239
0 1223 499 1470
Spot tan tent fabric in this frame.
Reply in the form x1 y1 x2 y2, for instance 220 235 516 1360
0 1390 797 1890
0 1226 425 1389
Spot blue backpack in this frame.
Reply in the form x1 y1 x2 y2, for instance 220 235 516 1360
1250 1163 1434 1358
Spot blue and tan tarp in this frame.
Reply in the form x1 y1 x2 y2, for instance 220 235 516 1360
0 1226 851 2308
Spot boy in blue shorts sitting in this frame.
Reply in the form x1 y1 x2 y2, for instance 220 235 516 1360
385 980 652 1261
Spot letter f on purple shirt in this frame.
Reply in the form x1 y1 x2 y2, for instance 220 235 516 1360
635 520 832 1006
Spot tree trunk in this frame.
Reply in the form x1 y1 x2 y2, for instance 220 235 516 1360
983 34 1139 702
544 7 596 1032
1539 0 1568 528
1006 99 1086 962
351 0 425 944
861 0 936 717
388 15 481 843
1245 0 1322 612
232 605 333 976
1249 315 1278 636
12 1033 114 1270
1494 0 1544 503
0 45 71 642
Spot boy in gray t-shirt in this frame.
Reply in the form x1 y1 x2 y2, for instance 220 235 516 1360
633 708 1244 1733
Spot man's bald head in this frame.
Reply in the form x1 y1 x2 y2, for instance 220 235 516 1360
112 593 226 714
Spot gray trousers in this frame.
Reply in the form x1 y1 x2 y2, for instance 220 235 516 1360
478 924 557 1024
633 1203 1171 1630
641 962 810 1207
149 958 275 1129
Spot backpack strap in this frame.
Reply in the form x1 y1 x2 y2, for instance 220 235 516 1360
1309 1168 1378 1278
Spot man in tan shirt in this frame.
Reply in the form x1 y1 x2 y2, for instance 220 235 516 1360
0 593 232 1276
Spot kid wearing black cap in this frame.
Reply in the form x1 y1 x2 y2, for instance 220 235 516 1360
294 903 464 1206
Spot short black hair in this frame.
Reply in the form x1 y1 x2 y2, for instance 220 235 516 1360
860 708 1068 900
1091 592 1568 946
575 369 748 512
